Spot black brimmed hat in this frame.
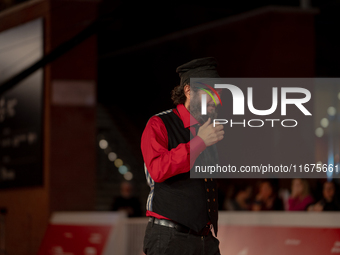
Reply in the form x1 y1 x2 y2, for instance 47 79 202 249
176 57 220 86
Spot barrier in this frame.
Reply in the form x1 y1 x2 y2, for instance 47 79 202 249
218 212 340 255
38 211 340 255
38 212 127 255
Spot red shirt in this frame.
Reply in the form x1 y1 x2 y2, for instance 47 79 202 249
288 195 314 211
141 104 207 219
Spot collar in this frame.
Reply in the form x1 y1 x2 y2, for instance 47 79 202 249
175 104 199 128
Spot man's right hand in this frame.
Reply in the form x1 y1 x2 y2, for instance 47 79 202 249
197 118 224 147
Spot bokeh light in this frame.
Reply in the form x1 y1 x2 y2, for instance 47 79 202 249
108 152 117 161
327 106 336 116
118 165 128 174
114 158 123 168
315 127 324 138
320 118 329 128
124 171 133 180
99 139 108 149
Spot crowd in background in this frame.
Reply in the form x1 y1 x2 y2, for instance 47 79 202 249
225 179 340 212
111 179 340 217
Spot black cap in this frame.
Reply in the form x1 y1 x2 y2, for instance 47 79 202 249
176 57 219 86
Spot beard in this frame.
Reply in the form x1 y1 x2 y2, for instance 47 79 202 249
189 91 218 124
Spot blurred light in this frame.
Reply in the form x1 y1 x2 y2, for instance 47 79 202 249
108 152 117 161
327 157 334 180
114 158 123 168
338 92 340 100
320 118 329 128
315 127 324 138
124 171 133 181
118 165 128 174
99 139 108 149
327 106 336 116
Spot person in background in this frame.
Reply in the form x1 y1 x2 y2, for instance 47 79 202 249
288 178 314 211
111 181 142 217
226 184 252 211
308 181 340 211
252 180 284 211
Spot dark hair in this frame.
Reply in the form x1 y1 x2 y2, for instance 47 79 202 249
323 180 336 189
171 84 187 105
257 179 280 195
232 183 252 199
171 83 200 105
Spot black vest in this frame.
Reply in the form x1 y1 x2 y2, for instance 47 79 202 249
149 109 218 236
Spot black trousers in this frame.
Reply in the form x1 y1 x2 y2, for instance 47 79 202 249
143 221 221 255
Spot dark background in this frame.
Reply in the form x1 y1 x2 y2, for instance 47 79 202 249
93 0 340 212
97 0 339 127
1 1 340 253
1 0 340 213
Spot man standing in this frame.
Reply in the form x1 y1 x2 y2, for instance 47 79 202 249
141 57 224 255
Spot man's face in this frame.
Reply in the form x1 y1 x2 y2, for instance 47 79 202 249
190 87 222 123
323 182 335 202
259 182 273 199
